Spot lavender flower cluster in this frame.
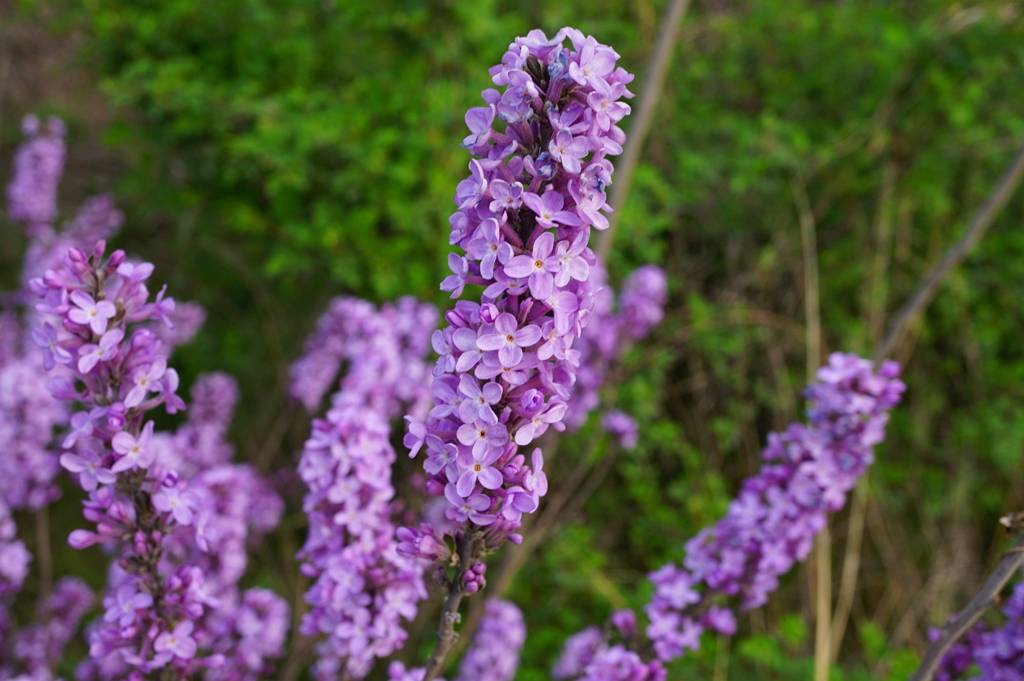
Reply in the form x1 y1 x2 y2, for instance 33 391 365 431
454 599 526 681
1 576 94 678
6 115 65 228
566 263 667 446
935 581 1024 680
644 353 905 661
34 242 286 679
2 115 124 539
553 611 665 681
295 297 438 680
406 26 633 549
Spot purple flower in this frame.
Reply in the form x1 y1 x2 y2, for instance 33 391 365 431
553 232 591 286
514 401 566 446
463 105 495 149
111 421 155 472
77 328 123 373
454 448 504 496
60 451 115 491
105 584 154 627
476 312 542 368
457 375 502 424
405 26 632 555
153 483 198 525
6 115 65 226
125 359 167 408
467 218 513 280
441 253 470 299
488 179 523 213
548 130 590 175
456 420 508 458
522 189 583 229
455 599 526 681
154 620 198 660
68 290 117 335
31 322 71 370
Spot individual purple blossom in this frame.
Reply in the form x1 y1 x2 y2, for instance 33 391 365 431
67 290 117 335
503 232 559 298
454 599 526 681
154 620 199 661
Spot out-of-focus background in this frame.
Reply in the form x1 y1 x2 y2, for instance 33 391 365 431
3 1 1024 678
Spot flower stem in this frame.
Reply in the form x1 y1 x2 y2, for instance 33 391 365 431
421 530 483 681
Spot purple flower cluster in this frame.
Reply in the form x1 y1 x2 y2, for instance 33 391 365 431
6 115 65 228
644 353 904 662
1 577 94 678
454 599 526 681
408 26 633 541
34 241 287 678
935 581 1024 680
0 344 66 511
552 612 665 681
565 264 667 438
290 296 436 413
296 297 438 680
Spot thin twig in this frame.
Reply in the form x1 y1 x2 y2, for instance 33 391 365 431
35 505 52 601
909 534 1024 681
596 0 691 262
421 531 482 681
830 158 898 661
795 178 831 681
874 141 1024 362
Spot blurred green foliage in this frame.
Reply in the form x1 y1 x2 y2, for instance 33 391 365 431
5 0 1024 678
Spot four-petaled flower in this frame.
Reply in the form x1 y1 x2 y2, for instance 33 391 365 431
522 189 582 229
504 232 560 299
548 130 590 175
125 359 167 407
476 313 541 368
111 421 155 473
457 375 502 424
454 448 504 496
31 322 71 370
456 419 508 458
60 452 115 492
68 290 117 335
77 328 124 373
153 483 197 525
154 620 198 660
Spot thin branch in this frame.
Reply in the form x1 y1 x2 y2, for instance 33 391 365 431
421 530 482 681
35 505 52 602
830 158 898 661
596 0 691 262
909 533 1024 681
874 141 1024 362
795 178 830 681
